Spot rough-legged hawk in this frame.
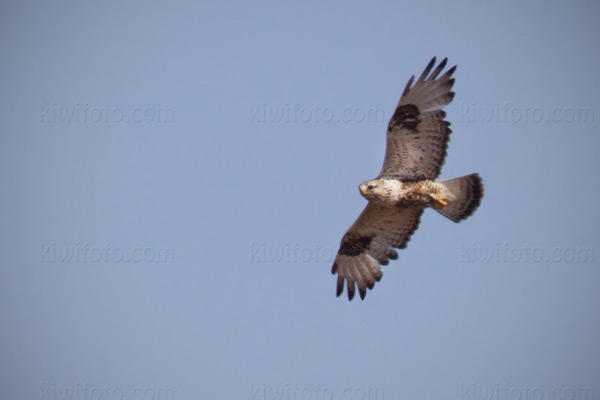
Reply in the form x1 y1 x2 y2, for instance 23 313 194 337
331 57 484 300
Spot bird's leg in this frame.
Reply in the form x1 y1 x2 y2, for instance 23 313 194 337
431 195 448 210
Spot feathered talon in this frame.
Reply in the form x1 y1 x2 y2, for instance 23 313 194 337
433 196 448 210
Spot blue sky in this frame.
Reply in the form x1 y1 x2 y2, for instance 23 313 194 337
1 1 599 399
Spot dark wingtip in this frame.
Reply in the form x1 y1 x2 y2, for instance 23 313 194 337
417 57 437 83
331 262 337 274
445 65 457 78
430 58 448 79
374 271 383 282
402 75 415 98
359 288 366 300
347 281 356 301
336 275 344 297
427 56 436 70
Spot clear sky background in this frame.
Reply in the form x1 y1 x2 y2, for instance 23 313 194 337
1 1 599 399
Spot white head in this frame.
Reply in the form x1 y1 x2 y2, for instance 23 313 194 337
359 179 399 201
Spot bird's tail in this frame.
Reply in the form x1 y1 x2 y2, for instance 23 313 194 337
435 173 484 222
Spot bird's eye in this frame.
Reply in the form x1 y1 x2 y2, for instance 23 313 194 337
367 185 375 190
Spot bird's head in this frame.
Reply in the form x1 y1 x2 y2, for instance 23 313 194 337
359 179 383 200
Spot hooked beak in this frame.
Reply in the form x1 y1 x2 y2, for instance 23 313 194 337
359 184 370 195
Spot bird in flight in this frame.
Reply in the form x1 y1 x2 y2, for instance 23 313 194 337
331 57 484 300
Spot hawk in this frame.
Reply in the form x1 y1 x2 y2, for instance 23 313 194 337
331 57 484 300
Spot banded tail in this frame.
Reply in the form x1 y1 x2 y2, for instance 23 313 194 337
436 173 484 222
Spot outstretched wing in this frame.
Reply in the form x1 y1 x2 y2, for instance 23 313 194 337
331 203 424 300
378 57 456 181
